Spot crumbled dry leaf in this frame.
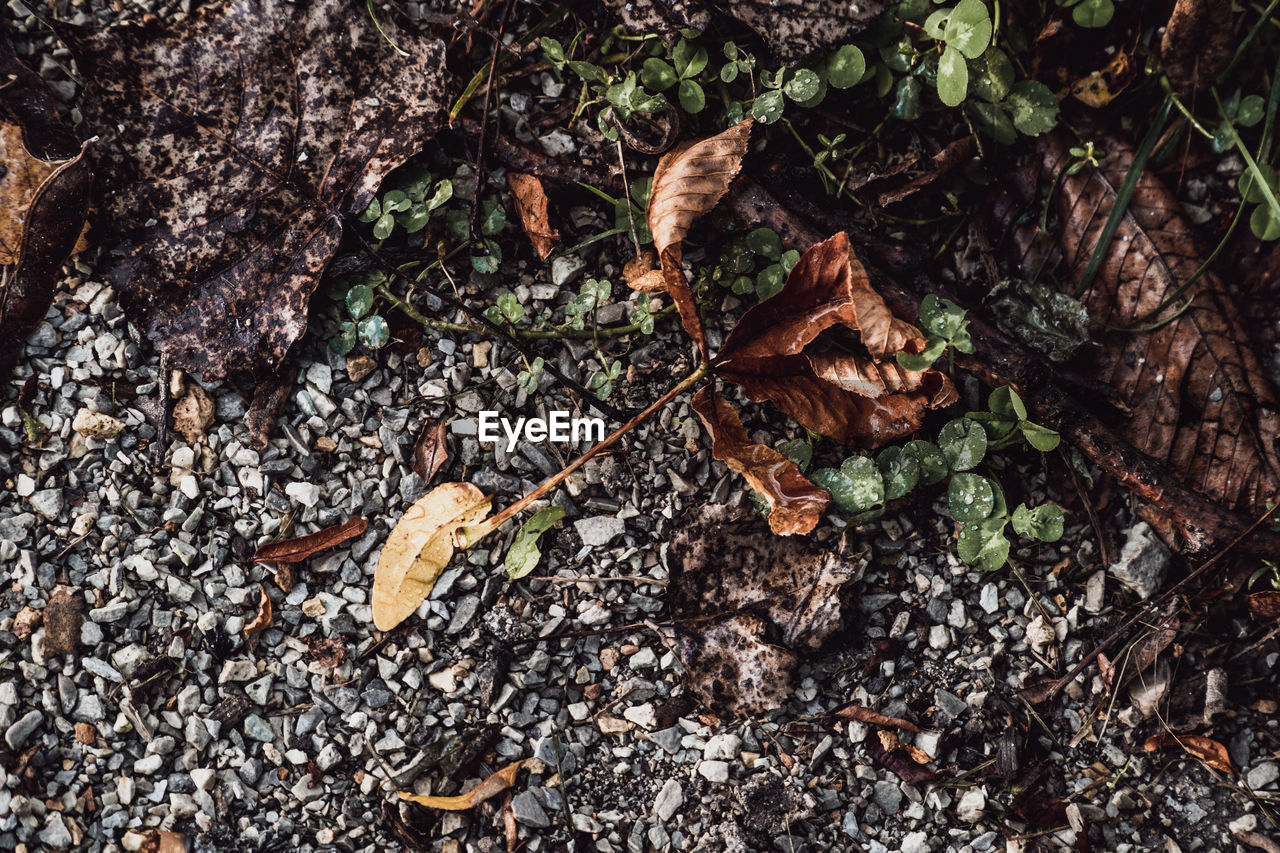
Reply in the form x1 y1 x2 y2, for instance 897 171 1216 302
868 729 938 784
1247 591 1280 621
1070 51 1135 108
155 830 188 853
412 419 449 483
253 517 369 563
372 483 492 631
346 354 376 382
690 387 828 535
398 760 522 810
507 172 559 261
834 704 921 733
1143 732 1235 775
649 120 753 256
668 505 855 715
43 586 83 656
173 382 215 446
13 606 41 641
623 250 665 292
244 587 273 637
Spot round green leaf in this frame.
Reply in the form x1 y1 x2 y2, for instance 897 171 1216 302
330 321 358 355
1252 202 1280 241
1240 164 1279 204
938 417 987 471
678 79 706 113
505 506 567 580
840 455 886 509
747 228 783 260
1011 502 1064 542
944 0 993 60
896 337 947 371
923 7 950 39
372 211 395 241
948 472 995 523
673 40 708 78
1006 80 1060 135
1019 420 1061 451
1072 0 1114 27
784 68 823 102
988 385 1027 420
957 518 1011 571
969 47 1014 103
877 446 921 500
1238 94 1266 128
755 264 786 300
358 315 390 349
641 58 678 91
825 45 866 89
919 294 968 340
967 411 1016 442
751 89 786 123
346 284 374 320
936 45 968 107
777 438 812 473
721 63 739 83
904 440 948 485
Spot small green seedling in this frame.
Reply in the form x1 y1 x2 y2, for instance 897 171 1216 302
897 294 974 371
505 505 567 580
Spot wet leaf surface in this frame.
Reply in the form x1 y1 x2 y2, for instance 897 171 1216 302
1002 129 1280 516
667 504 856 715
64 0 447 379
649 120 752 257
253 517 369 563
0 32 91 383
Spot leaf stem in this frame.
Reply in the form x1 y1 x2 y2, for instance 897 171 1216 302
458 362 709 546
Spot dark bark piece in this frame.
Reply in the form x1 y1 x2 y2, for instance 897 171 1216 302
65 0 447 380
1001 130 1280 518
1161 0 1235 98
0 32 91 383
667 505 856 715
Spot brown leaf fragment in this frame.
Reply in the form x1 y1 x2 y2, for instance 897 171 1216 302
1235 831 1280 853
246 374 291 452
244 587 273 637
623 250 666 292
507 173 559 261
668 505 855 715
661 247 708 363
833 704 921 733
715 232 956 446
306 636 348 670
648 120 752 256
43 586 83 656
398 760 522 810
503 790 518 853
0 33 92 384
865 729 937 784
1143 732 1235 775
1003 130 1280 517
877 136 976 208
64 0 447 379
172 382 215 446
253 517 369 563
1161 0 1235 98
1247 591 1280 621
690 387 829 535
411 419 449 483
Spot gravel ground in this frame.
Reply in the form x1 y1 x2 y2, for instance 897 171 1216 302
4 3 1280 853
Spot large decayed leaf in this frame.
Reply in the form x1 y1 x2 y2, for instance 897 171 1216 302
65 0 447 379
0 33 91 383
690 387 829 535
714 232 957 446
372 483 491 631
1006 131 1280 515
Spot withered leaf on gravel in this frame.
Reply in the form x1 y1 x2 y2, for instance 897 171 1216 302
507 173 559 261
411 418 449 483
865 729 937 785
1143 732 1235 775
833 704 921 733
0 32 91 383
398 760 522 811
372 483 491 631
253 517 369 563
667 505 856 715
43 586 83 656
714 232 957 446
244 586 272 637
64 0 447 379
690 387 829 535
1002 130 1280 518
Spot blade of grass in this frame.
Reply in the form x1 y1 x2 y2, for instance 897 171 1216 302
449 0 572 122
1073 99 1175 298
1216 0 1280 84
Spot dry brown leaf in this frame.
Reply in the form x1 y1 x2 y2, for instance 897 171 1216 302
507 172 559 261
866 729 938 784
253 517 369 563
43 586 83 656
661 246 709 363
690 387 829 535
306 635 348 670
0 122 60 265
1143 732 1235 775
834 704 921 733
668 505 855 715
13 606 41 641
1004 130 1280 519
398 760 522 810
172 382 215 446
372 483 491 631
623 250 666 292
1161 0 1235 98
244 587 273 637
714 232 956 446
411 418 449 483
648 120 752 255
1247 591 1280 621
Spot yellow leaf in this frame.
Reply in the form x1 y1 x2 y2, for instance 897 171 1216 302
372 482 491 631
397 760 522 810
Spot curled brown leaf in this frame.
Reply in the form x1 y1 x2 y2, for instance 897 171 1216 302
244 587 273 637
648 120 752 255
398 760 523 810
1143 732 1235 775
253 517 369 564
833 704 921 733
507 172 559 261
690 387 828 535
412 418 449 483
661 247 708 363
